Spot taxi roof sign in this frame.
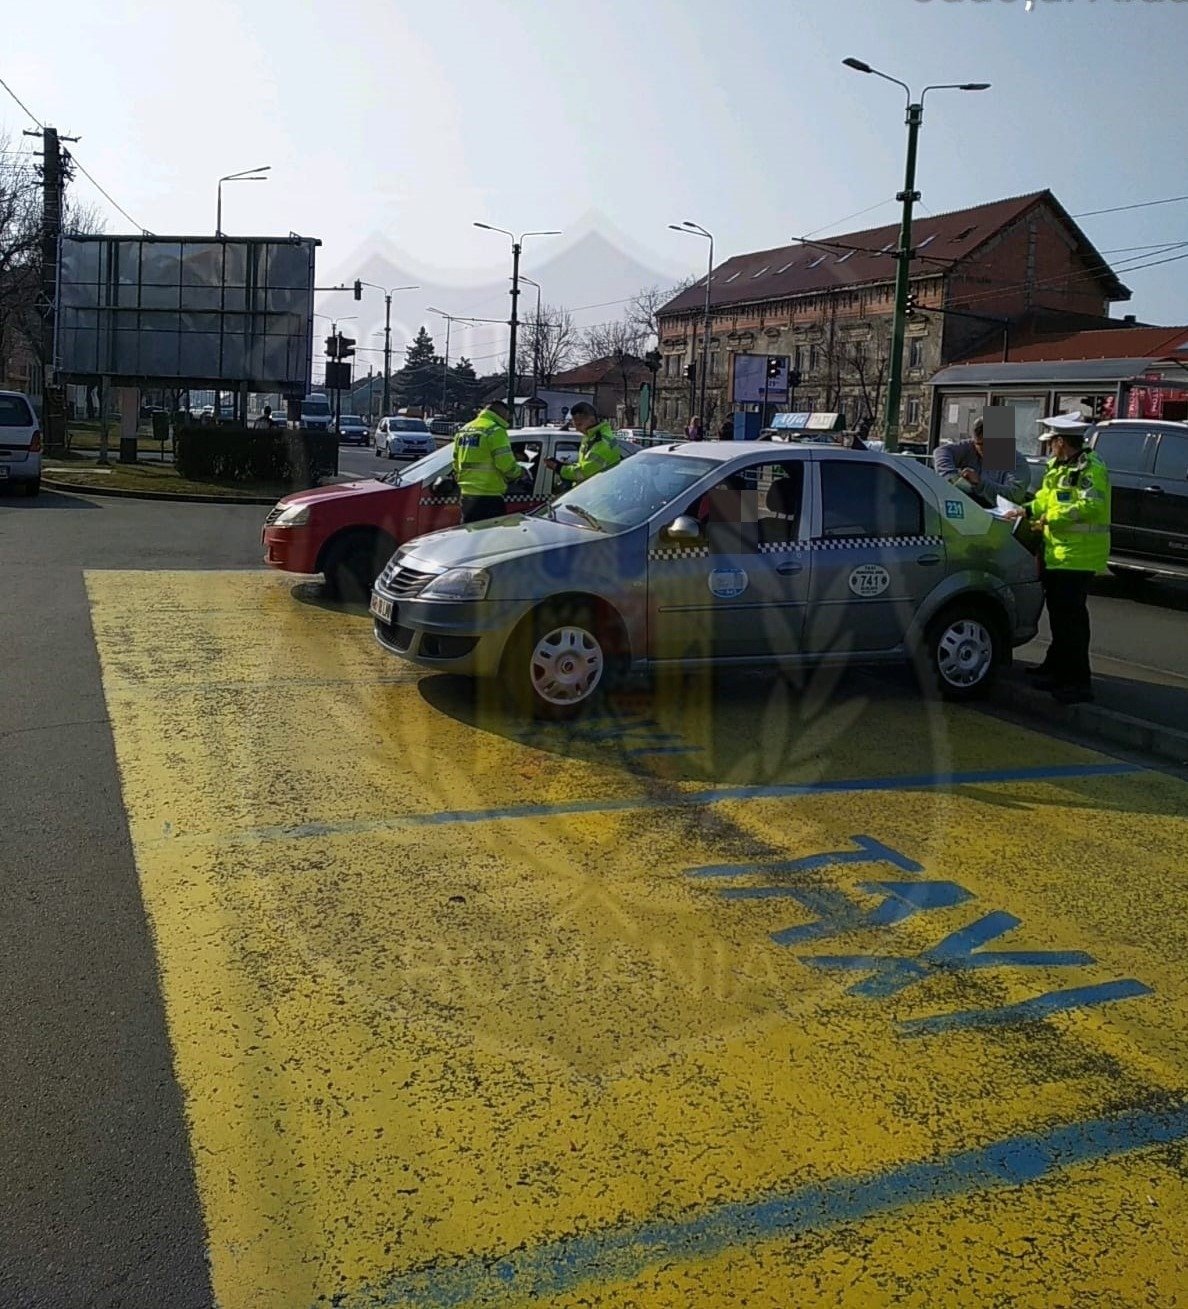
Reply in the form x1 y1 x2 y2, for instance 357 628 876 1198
771 411 844 431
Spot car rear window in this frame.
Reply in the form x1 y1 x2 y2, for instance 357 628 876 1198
0 395 34 427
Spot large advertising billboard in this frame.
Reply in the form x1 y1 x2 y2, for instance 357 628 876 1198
56 235 318 395
732 352 790 405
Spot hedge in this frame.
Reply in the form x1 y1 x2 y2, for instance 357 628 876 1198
173 427 339 486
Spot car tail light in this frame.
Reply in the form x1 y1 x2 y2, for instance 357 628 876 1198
29 429 41 452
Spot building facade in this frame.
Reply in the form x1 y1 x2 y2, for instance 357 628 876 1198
655 191 1129 442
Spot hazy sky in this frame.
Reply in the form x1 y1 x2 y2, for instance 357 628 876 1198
5 0 1188 360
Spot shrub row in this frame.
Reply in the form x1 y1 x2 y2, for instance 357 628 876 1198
174 427 338 486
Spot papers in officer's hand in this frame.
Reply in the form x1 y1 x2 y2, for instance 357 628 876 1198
989 494 1018 520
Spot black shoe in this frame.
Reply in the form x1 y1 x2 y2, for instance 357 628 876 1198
1051 685 1094 706
1025 664 1054 680
1029 674 1060 692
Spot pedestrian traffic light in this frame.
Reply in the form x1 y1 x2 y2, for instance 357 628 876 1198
766 356 782 381
685 362 697 381
353 280 362 301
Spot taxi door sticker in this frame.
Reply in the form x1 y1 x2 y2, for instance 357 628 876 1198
848 564 890 598
708 567 749 599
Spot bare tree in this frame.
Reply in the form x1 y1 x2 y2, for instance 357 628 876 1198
625 277 696 350
578 316 646 364
0 134 43 389
516 303 577 386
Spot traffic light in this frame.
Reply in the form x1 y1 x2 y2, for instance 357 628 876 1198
788 369 802 389
325 335 339 359
338 335 356 360
766 356 782 380
644 348 662 373
685 362 697 381
353 279 362 301
905 291 918 318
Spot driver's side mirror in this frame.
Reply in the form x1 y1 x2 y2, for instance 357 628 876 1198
664 515 702 542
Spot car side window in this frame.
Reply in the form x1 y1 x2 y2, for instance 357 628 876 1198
1152 433 1188 481
1092 428 1153 475
664 462 805 555
550 441 581 493
508 441 541 499
819 461 924 540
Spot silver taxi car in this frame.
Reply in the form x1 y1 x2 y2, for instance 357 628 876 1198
371 442 1042 716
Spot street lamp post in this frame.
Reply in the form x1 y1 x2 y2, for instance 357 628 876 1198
474 224 560 413
355 282 419 418
216 165 270 237
843 58 989 452
669 222 714 425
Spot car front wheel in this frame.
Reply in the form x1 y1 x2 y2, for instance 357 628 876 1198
923 605 1001 701
504 602 622 719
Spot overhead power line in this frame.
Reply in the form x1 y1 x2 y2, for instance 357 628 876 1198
0 73 43 127
1071 195 1188 219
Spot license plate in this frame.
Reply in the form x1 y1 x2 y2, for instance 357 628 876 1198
0 467 9 479
370 593 393 623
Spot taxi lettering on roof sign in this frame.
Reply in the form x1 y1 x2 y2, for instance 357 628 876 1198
708 567 749 599
848 564 890 598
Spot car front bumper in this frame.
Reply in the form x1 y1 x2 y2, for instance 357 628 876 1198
370 587 531 676
262 525 321 574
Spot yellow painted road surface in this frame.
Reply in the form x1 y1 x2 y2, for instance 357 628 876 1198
87 571 1188 1308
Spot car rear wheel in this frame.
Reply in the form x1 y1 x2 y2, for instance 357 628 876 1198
923 604 1002 701
503 601 624 720
321 530 394 604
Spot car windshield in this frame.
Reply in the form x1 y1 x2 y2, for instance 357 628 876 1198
546 451 719 531
391 418 429 431
379 444 452 485
302 400 330 416
342 415 363 425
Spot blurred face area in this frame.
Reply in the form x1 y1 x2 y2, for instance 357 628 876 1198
972 423 984 454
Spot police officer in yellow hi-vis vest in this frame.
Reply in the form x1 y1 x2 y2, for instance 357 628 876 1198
452 399 520 524
1005 423 1111 705
545 402 622 485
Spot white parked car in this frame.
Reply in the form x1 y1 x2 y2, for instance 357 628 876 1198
0 390 42 496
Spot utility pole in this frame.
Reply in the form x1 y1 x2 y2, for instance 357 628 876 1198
382 292 392 418
24 125 76 455
441 315 451 414
883 100 921 456
507 238 521 413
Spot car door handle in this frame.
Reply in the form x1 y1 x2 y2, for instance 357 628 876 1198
776 561 804 575
916 553 942 566
1142 485 1165 494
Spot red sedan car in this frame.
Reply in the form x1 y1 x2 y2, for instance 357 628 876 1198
262 428 616 598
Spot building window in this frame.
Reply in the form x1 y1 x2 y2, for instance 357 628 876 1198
908 338 924 369
906 397 922 426
808 345 819 373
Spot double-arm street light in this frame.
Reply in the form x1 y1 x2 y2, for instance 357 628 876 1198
669 221 714 424
355 282 419 418
216 165 269 237
473 223 561 411
842 58 989 451
426 306 508 415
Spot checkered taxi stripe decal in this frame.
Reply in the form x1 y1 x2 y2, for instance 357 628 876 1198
416 494 538 506
649 535 942 561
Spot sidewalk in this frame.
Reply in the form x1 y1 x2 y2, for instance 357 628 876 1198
994 642 1188 767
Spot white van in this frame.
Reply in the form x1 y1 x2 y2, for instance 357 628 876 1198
299 393 333 432
0 390 41 496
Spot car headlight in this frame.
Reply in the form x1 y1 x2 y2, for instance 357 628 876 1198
273 504 310 527
419 567 490 601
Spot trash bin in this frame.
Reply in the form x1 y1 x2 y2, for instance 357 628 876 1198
152 411 170 444
118 435 138 463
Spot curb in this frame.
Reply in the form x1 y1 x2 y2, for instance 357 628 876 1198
41 476 280 506
993 677 1188 767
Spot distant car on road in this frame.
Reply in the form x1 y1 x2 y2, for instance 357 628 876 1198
429 417 458 438
370 441 1043 716
1087 418 1188 580
0 390 41 496
263 427 639 599
375 415 434 461
338 414 369 445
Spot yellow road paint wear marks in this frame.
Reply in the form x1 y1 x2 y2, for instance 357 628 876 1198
86 571 1188 1308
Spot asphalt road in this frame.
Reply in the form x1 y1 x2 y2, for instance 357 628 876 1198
2 487 1187 1306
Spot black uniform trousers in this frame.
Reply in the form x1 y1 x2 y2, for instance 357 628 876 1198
460 495 506 524
1038 566 1095 690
